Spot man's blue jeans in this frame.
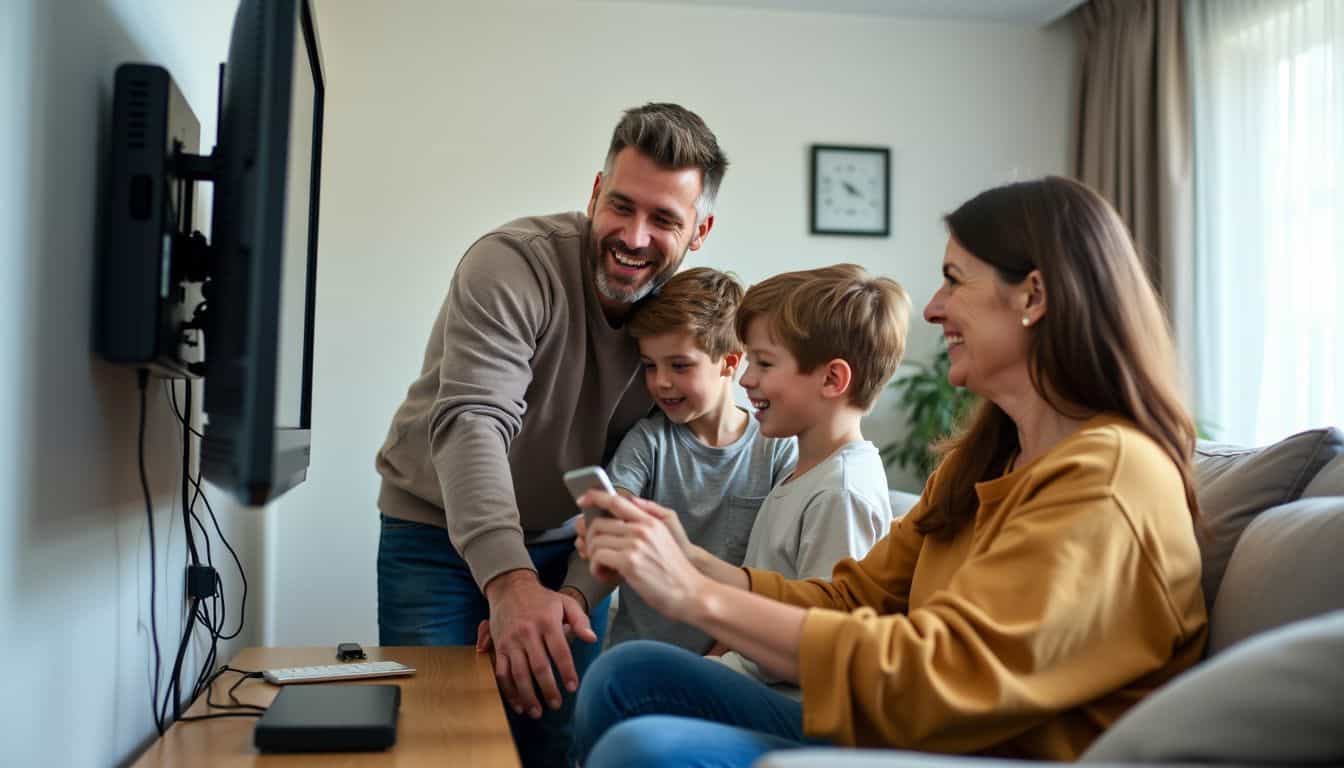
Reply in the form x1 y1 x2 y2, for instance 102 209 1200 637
573 640 823 768
377 515 609 768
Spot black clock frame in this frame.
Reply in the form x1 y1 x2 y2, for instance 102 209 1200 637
809 144 890 237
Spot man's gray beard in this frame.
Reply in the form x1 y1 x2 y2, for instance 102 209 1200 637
593 251 682 306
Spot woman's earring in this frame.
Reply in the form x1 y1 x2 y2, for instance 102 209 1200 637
1021 315 1031 327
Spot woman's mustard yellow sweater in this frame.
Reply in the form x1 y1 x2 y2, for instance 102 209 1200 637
746 415 1207 760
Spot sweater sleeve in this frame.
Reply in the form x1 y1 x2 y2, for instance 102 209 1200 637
795 484 1194 752
430 237 548 591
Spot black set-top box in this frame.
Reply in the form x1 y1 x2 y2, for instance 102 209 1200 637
254 684 400 752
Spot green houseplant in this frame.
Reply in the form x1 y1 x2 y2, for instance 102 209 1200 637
881 348 977 481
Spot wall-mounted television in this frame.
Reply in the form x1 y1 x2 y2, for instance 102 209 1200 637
97 0 326 506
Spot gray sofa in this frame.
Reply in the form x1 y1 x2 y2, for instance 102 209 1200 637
761 426 1344 768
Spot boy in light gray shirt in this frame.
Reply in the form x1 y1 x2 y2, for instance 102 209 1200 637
736 441 891 582
711 264 910 692
604 268 796 653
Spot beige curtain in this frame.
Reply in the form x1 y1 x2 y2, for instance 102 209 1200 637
1073 0 1195 382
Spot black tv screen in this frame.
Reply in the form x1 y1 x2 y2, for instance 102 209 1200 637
202 0 324 505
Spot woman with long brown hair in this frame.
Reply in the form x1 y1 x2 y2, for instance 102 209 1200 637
569 177 1207 768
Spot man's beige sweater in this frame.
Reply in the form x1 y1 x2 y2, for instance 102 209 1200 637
375 212 652 607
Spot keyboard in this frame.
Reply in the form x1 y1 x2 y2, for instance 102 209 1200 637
262 660 416 685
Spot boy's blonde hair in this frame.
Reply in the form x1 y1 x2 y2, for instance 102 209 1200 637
629 267 745 360
736 264 910 410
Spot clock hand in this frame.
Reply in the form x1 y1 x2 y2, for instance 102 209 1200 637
841 180 861 196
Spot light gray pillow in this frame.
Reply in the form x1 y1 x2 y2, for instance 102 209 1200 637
1193 428 1344 610
756 750 1040 768
1081 611 1344 765
761 752 1261 768
1209 497 1344 653
1302 453 1344 498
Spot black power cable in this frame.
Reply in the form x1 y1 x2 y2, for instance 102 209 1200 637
165 382 215 572
178 666 267 722
188 471 248 639
161 597 200 726
166 381 228 708
137 369 166 736
155 378 255 725
164 378 205 725
165 380 204 439
182 380 201 567
169 380 250 638
162 378 204 726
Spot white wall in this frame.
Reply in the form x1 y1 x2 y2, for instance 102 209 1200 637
0 1 264 765
269 0 1075 646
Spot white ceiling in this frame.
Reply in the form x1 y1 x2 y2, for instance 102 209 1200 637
603 0 1088 26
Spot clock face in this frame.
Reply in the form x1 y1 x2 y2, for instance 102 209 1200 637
811 147 889 236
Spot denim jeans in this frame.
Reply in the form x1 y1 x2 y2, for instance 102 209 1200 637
573 640 824 768
376 515 609 768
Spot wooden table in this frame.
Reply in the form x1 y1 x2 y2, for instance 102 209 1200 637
133 646 520 767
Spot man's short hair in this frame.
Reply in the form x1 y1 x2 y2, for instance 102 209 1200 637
736 264 910 410
604 103 729 224
629 267 745 361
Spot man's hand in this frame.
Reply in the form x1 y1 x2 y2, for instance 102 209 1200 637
483 570 596 719
475 587 588 652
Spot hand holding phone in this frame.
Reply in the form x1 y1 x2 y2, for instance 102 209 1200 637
562 466 616 526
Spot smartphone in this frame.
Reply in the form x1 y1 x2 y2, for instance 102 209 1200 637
562 465 616 525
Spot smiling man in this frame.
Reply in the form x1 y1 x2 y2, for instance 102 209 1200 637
373 104 727 767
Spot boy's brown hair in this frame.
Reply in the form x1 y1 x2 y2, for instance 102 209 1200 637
629 267 745 360
736 264 910 410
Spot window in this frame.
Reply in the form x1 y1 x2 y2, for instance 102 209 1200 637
1188 0 1342 445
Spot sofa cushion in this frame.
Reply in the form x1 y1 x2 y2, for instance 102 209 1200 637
1208 496 1344 653
759 749 1264 768
1080 610 1344 765
755 749 1041 768
1192 427 1344 610
1302 453 1344 498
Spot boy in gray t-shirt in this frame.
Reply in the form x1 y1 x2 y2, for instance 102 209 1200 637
707 264 907 694
603 268 796 654
712 439 891 692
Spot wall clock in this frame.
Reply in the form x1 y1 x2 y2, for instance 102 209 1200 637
810 145 890 237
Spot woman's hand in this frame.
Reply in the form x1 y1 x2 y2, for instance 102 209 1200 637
580 494 693 552
577 490 806 681
577 491 748 589
575 514 620 585
577 494 694 577
577 490 709 623
629 495 695 555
